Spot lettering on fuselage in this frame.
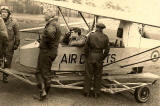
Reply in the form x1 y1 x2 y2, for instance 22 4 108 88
61 54 85 64
110 39 124 48
106 54 116 63
60 53 116 64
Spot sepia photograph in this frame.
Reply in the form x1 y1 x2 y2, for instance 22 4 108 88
0 0 160 105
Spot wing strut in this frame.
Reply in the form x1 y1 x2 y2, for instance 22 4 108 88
78 11 90 31
95 16 99 23
91 15 99 30
57 6 70 31
91 17 95 30
103 45 160 67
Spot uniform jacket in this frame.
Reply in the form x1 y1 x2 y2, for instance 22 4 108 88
84 30 110 63
39 18 62 54
0 17 8 39
0 17 8 56
4 17 20 50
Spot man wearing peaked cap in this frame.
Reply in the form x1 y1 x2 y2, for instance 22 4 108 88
43 10 56 21
0 6 20 83
84 22 110 98
34 13 62 101
96 23 106 29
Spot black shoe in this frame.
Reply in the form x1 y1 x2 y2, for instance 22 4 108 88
33 94 47 101
93 93 100 98
40 95 47 101
83 92 91 97
45 86 51 95
33 88 47 101
2 76 8 83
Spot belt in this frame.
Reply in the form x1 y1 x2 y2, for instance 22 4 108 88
8 39 14 41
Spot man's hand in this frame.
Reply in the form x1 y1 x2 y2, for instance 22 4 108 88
13 45 18 50
65 31 71 37
37 39 41 43
13 40 20 50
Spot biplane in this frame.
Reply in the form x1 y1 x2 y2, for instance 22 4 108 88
0 0 160 103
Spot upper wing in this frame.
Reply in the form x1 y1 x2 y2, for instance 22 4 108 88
20 21 91 33
34 0 160 28
20 26 44 33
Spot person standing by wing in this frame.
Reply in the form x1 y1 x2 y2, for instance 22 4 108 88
84 23 110 98
0 6 20 83
34 12 62 101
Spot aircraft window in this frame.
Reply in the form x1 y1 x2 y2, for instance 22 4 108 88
117 28 123 38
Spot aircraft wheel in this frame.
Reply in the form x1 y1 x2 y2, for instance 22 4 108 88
134 86 150 103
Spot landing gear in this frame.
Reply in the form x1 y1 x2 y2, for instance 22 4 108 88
134 86 150 103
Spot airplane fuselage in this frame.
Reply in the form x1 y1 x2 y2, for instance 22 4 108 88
20 21 160 74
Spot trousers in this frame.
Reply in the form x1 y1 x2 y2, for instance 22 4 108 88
3 40 14 78
36 48 57 91
84 61 103 94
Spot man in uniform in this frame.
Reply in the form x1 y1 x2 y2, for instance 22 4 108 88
69 27 87 47
35 12 62 101
0 17 8 63
0 6 20 83
84 23 110 98
62 27 86 47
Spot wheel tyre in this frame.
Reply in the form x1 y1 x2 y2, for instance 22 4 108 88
134 86 150 103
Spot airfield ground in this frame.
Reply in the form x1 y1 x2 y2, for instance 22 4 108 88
0 14 160 106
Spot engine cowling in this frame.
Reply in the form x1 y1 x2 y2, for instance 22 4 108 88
143 26 160 40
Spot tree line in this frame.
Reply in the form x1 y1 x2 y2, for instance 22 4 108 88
1 0 43 14
1 0 92 17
